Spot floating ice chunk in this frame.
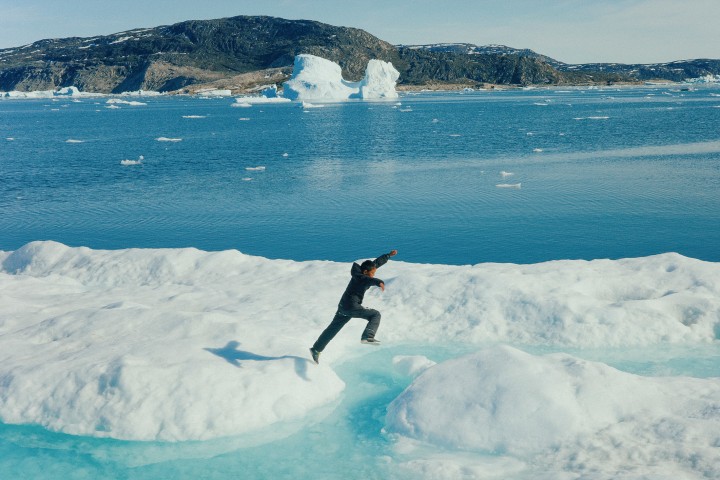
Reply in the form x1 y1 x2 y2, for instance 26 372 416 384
432 118 439 123
6 137 15 141
232 96 290 106
574 116 609 120
245 166 266 172
302 101 324 109
242 177 253 181
107 99 146 106
118 89 162 97
500 171 514 178
120 155 144 166
449 134 461 137
182 115 206 119
238 117 251 121
156 137 182 142
196 89 231 97
106 105 121 109
533 148 543 152
55 86 80 96
65 139 84 143
496 183 521 189
282 153 289 157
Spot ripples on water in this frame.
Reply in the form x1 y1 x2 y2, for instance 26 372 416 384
1 87 720 264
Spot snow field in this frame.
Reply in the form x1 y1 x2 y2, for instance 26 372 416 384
0 241 719 477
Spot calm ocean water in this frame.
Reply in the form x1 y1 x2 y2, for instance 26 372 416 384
2 86 720 478
2 86 720 264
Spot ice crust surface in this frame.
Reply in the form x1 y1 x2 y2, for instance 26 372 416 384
1 241 719 477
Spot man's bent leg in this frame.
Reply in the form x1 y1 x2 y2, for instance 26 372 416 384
313 311 352 352
340 307 381 341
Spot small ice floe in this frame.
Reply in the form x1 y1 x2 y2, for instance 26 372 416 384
496 183 522 189
106 99 146 106
65 139 84 143
432 118 439 123
282 153 289 157
233 102 252 108
449 134 462 137
302 101 325 109
156 137 182 142
238 117 251 121
500 171 514 178
232 96 290 105
399 108 413 112
120 155 144 166
106 105 121 109
242 177 253 181
533 148 544 153
533 102 549 106
574 116 609 120
245 166 266 172
182 115 206 119
6 137 15 141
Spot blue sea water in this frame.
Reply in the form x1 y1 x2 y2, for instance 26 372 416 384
2 86 720 264
2 86 720 479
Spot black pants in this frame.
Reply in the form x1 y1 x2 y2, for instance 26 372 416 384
312 305 381 352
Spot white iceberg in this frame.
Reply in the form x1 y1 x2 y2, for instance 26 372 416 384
282 54 399 102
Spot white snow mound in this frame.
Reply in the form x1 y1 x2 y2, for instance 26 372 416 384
386 345 720 478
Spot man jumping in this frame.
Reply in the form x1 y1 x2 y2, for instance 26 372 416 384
310 250 398 364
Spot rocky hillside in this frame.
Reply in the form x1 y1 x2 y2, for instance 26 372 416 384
404 43 720 84
1 16 718 93
0 16 400 93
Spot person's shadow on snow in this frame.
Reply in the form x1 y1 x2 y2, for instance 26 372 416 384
204 341 311 381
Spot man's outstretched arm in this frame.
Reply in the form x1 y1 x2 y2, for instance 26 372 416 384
373 249 398 269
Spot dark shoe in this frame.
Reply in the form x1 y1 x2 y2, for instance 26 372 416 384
360 338 381 346
309 347 321 364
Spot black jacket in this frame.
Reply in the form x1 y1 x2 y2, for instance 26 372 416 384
338 253 391 309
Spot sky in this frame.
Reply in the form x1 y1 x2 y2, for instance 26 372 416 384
0 0 718 64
